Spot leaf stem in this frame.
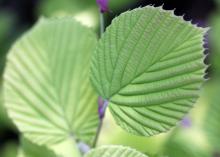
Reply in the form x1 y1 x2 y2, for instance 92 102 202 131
99 13 105 36
93 100 108 147
92 13 106 148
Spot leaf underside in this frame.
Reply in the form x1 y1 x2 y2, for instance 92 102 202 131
90 6 207 136
4 17 99 146
85 145 148 157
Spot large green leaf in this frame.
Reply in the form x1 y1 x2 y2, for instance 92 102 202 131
90 6 207 136
4 17 99 146
85 145 148 157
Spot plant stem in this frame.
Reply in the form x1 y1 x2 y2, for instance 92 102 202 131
93 100 108 147
92 13 106 148
99 13 105 36
92 117 104 147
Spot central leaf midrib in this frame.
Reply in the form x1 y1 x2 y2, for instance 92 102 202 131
43 44 73 134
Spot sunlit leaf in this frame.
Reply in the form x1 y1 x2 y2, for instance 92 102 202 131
85 145 148 157
4 17 99 147
91 6 207 136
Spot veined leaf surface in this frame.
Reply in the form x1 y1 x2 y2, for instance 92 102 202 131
90 6 207 136
4 17 99 146
85 145 148 157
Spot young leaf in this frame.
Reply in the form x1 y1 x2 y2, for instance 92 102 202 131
4 17 99 146
85 145 148 157
90 6 207 136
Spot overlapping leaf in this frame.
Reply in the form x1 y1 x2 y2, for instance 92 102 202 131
90 6 207 136
4 17 99 146
85 145 148 157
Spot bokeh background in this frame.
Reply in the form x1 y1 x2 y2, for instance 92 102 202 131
0 0 220 157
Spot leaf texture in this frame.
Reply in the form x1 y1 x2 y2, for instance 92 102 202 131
85 145 148 157
4 17 99 146
90 6 207 136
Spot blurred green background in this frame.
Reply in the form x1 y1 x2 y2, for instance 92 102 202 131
0 0 220 157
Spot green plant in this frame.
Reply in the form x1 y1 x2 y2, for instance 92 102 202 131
2 2 207 157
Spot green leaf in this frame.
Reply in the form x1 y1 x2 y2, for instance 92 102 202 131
4 17 99 146
85 145 148 157
90 6 207 136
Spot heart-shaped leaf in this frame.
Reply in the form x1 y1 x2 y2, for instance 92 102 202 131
90 6 207 136
85 145 148 157
4 17 99 146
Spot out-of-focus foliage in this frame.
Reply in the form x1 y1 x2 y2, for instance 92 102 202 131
3 17 98 150
0 12 16 129
215 0 220 7
98 110 167 155
38 0 95 16
109 0 136 10
85 145 148 157
38 0 99 28
18 137 56 157
0 12 13 44
0 81 14 129
210 14 220 75
0 141 18 157
162 128 210 157
37 0 136 28
203 79 220 151
18 138 82 157
38 0 136 16
0 11 14 74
